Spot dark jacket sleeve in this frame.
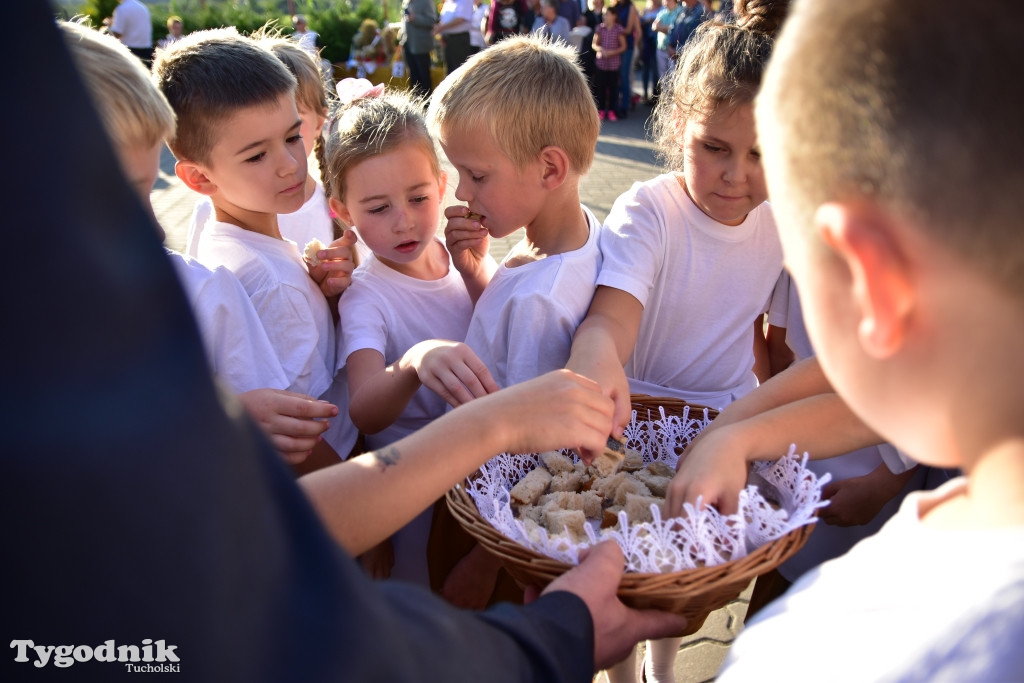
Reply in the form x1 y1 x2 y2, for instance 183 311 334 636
1 5 592 682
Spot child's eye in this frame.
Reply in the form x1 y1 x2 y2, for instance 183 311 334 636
471 175 485 183
368 204 389 215
703 143 724 153
411 195 429 204
245 152 266 163
287 134 303 144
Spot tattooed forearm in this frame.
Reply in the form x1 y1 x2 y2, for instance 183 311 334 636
372 446 401 473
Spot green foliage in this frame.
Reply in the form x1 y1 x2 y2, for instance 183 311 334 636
63 0 405 67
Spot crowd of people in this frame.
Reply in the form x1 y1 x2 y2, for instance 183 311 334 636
12 0 1023 680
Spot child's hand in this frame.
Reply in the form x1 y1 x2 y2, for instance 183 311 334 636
819 463 917 526
400 339 499 407
358 538 394 580
482 370 615 459
444 205 491 278
664 424 752 517
440 544 501 609
237 388 337 464
308 230 358 298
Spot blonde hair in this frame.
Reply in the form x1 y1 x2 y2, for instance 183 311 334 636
758 0 1024 298
166 16 182 31
60 20 175 148
427 34 599 174
318 89 440 207
152 27 296 163
252 27 328 119
652 0 787 171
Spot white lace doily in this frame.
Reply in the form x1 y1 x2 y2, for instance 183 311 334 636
466 405 830 573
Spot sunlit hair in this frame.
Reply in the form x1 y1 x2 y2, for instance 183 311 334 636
758 0 1024 298
652 0 788 171
427 34 599 174
252 25 328 119
152 27 296 163
317 88 440 207
59 20 175 148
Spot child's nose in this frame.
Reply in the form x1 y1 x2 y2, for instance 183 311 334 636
454 179 470 202
723 157 749 184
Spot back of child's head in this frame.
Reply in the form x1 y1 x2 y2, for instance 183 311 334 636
758 0 1024 300
318 86 440 205
427 34 599 174
151 27 296 164
652 0 789 171
252 26 328 120
60 20 174 150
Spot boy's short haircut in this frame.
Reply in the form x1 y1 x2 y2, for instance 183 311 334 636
166 16 182 30
60 21 174 148
427 34 599 174
759 0 1024 298
253 27 328 118
152 28 297 164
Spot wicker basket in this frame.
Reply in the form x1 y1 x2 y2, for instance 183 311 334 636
445 394 815 635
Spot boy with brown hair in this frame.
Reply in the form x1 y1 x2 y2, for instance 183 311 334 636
154 28 357 460
714 0 1024 677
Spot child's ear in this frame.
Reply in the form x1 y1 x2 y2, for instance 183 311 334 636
174 161 218 196
328 196 353 226
814 202 915 359
537 146 570 190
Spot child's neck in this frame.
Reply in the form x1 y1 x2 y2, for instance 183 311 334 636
212 200 283 240
921 440 1024 530
378 238 449 281
507 190 589 268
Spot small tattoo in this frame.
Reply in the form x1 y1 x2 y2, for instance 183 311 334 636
373 446 401 472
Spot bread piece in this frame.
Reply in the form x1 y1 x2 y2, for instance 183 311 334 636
303 238 325 267
549 469 587 493
645 461 675 478
601 505 624 529
517 504 546 525
580 490 603 519
592 435 627 476
510 467 553 506
539 491 581 512
624 493 663 524
545 508 588 543
539 450 576 475
590 472 628 499
621 447 644 472
634 469 671 497
612 475 652 506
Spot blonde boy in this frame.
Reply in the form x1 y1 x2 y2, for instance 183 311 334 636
61 21 337 463
718 0 1024 678
153 30 340 406
429 35 603 390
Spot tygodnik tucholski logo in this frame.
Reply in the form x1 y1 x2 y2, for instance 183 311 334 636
11 639 180 672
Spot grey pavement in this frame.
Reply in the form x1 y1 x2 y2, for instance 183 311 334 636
151 96 751 683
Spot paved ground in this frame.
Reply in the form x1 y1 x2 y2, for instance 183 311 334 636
151 97 751 683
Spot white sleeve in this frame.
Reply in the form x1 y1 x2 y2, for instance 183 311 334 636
185 198 213 259
767 270 793 328
338 284 389 367
877 444 919 474
249 283 330 397
596 183 665 309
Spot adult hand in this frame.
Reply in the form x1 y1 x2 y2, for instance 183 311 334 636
539 541 689 671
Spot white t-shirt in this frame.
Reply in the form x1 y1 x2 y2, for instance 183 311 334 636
465 206 602 389
598 173 782 409
110 0 151 48
168 250 289 395
184 181 335 259
439 0 474 34
339 244 473 451
470 3 489 48
720 477 1024 682
196 221 336 400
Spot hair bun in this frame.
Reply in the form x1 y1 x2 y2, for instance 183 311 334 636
733 0 790 38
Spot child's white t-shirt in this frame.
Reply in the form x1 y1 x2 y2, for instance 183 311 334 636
197 221 336 400
720 477 1024 681
185 181 335 259
168 250 290 395
338 242 474 451
464 206 603 389
598 173 783 409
